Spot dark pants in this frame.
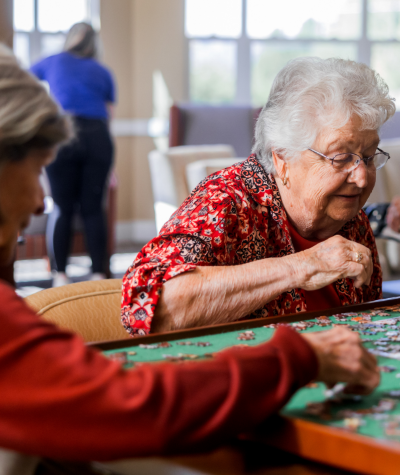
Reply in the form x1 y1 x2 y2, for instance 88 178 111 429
46 118 114 274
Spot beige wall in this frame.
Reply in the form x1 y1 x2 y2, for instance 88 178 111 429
131 0 186 117
131 0 186 222
100 0 134 222
100 0 186 226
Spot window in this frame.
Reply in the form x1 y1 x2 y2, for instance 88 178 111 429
251 42 357 106
13 0 100 67
189 41 237 104
185 0 242 38
368 0 400 40
186 0 400 105
247 0 361 40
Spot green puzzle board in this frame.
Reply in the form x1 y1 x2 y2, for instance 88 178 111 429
103 308 400 443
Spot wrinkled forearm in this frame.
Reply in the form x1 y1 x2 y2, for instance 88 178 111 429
152 255 302 332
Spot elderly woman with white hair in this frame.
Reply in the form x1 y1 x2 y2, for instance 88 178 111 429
122 57 395 336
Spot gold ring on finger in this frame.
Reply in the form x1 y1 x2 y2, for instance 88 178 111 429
355 252 363 263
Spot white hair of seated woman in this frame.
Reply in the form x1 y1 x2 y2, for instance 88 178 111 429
253 57 396 174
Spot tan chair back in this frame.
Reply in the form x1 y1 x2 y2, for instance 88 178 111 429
24 279 130 343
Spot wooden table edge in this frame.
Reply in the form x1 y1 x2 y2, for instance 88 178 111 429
90 296 400 350
251 415 400 475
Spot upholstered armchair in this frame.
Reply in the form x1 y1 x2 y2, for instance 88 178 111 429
169 103 261 157
25 279 129 343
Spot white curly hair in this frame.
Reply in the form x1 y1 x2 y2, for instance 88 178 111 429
252 57 396 174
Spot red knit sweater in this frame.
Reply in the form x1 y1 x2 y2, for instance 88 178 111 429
0 281 317 461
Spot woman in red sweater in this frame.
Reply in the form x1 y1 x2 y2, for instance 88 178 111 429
0 48 379 461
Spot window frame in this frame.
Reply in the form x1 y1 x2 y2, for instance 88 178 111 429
185 0 400 105
13 0 100 66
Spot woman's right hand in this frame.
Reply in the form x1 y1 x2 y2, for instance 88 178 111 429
292 235 373 291
302 326 380 394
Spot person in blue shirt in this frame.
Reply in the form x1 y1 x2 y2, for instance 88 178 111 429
31 22 116 286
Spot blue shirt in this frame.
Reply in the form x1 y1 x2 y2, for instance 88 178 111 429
31 52 116 119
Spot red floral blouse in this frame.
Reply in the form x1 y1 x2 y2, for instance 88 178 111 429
121 155 382 336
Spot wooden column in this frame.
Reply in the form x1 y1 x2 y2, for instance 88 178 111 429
0 0 13 48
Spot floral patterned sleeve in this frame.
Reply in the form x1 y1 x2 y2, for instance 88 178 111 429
121 182 241 336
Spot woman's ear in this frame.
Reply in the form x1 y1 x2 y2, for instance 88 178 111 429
272 150 287 181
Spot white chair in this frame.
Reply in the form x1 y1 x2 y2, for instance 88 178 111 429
367 138 400 279
186 157 246 193
368 138 400 204
148 145 236 232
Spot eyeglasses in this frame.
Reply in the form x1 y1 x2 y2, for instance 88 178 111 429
308 147 390 173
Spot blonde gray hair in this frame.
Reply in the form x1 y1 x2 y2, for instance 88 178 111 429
64 22 97 59
0 45 71 164
252 57 396 174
